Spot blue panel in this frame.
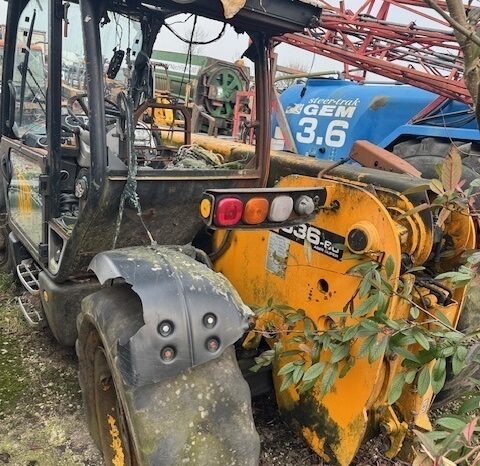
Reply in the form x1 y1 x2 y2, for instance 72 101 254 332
274 79 478 161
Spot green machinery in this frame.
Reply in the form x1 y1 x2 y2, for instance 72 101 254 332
151 50 250 134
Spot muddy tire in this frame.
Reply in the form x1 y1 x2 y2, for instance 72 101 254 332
393 137 480 187
77 284 260 466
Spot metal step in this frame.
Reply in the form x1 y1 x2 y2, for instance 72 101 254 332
16 259 41 295
17 296 46 328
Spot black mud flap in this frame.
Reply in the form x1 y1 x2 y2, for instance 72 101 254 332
88 245 253 386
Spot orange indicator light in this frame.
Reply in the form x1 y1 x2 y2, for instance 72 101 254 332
243 197 269 225
200 198 212 218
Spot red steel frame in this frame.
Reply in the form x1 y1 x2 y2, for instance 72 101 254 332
232 90 256 143
275 0 473 104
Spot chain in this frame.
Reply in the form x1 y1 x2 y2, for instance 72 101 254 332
113 94 156 248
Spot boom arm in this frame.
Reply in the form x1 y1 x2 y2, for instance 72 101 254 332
275 0 473 104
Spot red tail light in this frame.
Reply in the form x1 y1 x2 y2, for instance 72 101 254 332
214 198 244 227
200 187 326 230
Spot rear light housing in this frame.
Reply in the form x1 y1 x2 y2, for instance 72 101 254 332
243 197 269 225
268 196 294 222
214 198 243 227
200 187 326 229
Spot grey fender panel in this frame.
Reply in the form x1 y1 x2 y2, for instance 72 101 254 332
88 245 253 386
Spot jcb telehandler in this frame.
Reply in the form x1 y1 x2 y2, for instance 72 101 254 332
0 1 476 465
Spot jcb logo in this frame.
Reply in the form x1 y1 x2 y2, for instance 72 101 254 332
279 224 345 261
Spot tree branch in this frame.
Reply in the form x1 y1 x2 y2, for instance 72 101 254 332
423 0 480 47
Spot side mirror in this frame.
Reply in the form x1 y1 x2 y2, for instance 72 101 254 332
6 81 16 130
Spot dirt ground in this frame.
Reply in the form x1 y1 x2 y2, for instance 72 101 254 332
0 274 407 466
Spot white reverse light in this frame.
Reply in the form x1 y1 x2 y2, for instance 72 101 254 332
268 196 294 222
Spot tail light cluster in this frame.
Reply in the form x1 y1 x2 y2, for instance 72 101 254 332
200 187 326 229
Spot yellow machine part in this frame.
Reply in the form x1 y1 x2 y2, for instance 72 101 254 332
150 92 176 126
213 174 475 465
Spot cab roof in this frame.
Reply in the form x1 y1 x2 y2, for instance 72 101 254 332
114 0 321 35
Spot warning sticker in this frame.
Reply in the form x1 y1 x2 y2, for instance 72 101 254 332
266 232 290 278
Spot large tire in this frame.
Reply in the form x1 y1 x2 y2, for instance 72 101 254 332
77 284 260 466
393 137 480 185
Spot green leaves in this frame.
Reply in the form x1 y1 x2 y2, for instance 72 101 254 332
436 416 467 431
292 363 305 384
410 306 420 319
277 361 297 376
452 346 467 376
342 324 359 342
278 360 305 391
385 256 395 279
320 363 338 397
358 334 376 358
388 372 406 405
412 328 430 350
250 349 275 372
459 395 480 414
277 358 341 397
436 269 475 288
352 293 382 317
431 357 447 395
303 362 325 382
405 369 417 384
368 335 388 363
417 365 431 397
330 343 350 363
280 371 295 392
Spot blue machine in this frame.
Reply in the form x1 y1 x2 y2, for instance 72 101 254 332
274 78 480 161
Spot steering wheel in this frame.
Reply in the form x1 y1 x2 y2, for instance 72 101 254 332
66 93 121 131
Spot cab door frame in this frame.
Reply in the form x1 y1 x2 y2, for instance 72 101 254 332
0 0 63 264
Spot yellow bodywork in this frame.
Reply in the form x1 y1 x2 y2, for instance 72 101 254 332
212 173 475 465
150 92 175 127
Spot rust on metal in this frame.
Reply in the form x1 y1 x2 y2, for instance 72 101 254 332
349 140 422 177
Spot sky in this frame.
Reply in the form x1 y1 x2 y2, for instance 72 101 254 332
0 1 454 76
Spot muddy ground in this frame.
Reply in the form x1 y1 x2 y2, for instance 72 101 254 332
0 274 417 465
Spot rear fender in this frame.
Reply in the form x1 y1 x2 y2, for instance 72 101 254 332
88 245 253 387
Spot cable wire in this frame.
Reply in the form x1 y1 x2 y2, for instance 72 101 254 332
164 21 227 45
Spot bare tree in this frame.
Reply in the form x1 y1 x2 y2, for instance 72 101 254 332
424 0 480 122
182 26 209 55
275 60 311 91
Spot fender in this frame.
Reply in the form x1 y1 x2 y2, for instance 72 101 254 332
379 123 480 149
88 245 253 387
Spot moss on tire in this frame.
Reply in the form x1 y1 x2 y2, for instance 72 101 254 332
77 284 260 466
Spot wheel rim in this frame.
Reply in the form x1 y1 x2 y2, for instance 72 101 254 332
93 347 135 466
204 67 246 119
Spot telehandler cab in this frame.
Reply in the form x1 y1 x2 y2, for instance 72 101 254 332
0 1 476 466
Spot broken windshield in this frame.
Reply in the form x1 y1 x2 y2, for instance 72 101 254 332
101 12 143 100
13 1 48 138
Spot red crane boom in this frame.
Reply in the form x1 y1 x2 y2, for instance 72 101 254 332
275 0 472 104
